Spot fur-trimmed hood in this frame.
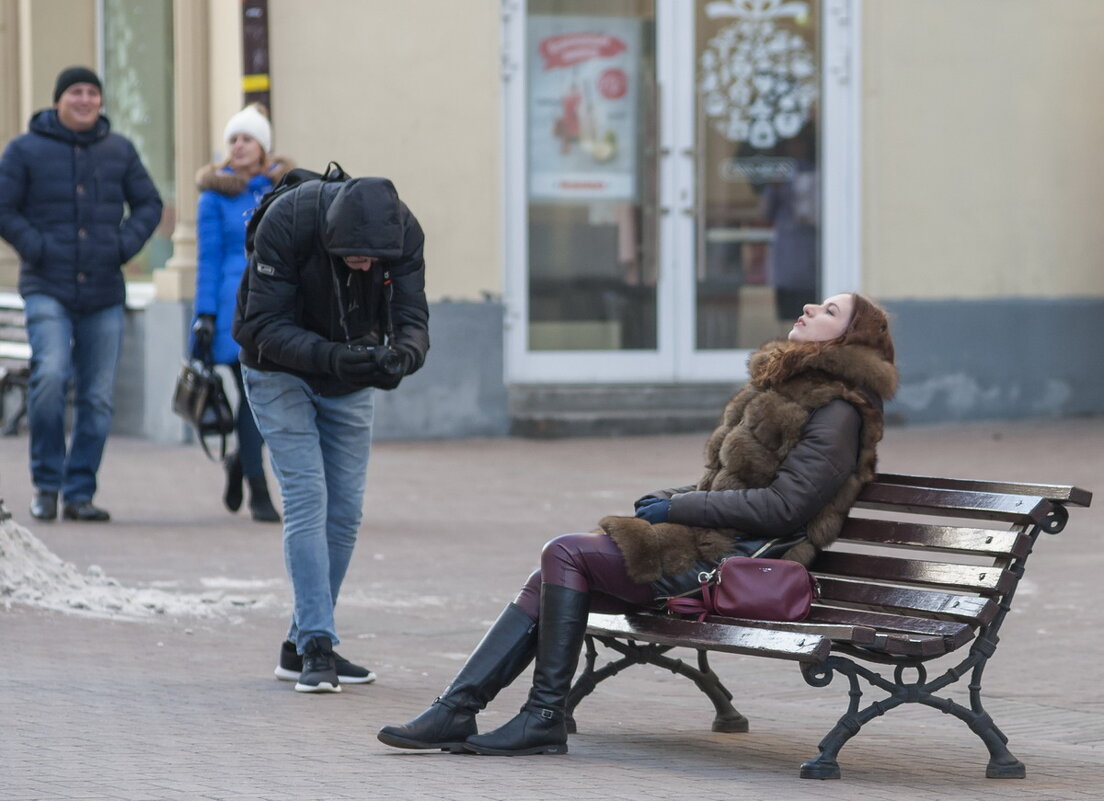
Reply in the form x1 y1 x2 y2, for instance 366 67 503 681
195 156 295 195
600 340 897 581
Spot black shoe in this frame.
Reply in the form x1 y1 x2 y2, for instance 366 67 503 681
30 490 58 521
377 603 537 751
62 501 111 522
463 585 589 756
247 474 281 523
295 637 341 693
275 639 375 684
223 451 243 512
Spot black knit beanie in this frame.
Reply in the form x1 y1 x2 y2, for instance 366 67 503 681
53 66 102 103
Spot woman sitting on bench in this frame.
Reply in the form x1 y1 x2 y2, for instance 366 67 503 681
379 292 898 756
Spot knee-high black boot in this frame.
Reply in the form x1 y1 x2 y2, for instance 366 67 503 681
463 584 589 756
377 603 537 752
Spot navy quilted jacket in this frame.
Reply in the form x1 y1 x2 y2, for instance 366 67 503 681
0 110 163 311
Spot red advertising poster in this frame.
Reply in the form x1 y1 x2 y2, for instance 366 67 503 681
528 16 641 202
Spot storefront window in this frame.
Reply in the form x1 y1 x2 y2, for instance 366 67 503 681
695 0 821 348
526 0 657 351
102 0 175 279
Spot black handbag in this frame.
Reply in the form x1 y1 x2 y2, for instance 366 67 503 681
172 354 235 461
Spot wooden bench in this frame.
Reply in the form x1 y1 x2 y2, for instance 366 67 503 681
0 292 30 436
565 473 1092 780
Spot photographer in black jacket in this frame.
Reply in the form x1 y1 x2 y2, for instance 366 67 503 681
233 176 429 693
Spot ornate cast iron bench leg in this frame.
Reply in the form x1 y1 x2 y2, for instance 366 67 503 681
567 634 749 735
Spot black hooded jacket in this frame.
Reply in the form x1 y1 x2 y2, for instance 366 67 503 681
232 177 429 396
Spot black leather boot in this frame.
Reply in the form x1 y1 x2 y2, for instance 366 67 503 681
463 584 589 756
247 473 280 523
377 603 537 752
223 451 243 513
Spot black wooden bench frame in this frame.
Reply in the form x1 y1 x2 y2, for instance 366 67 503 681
564 473 1092 780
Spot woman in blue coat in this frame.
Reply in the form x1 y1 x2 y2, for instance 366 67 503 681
191 104 292 522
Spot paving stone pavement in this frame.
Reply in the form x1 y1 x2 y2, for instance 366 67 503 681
0 418 1101 801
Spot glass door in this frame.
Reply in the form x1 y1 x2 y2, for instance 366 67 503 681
671 0 828 380
506 0 667 382
504 0 856 384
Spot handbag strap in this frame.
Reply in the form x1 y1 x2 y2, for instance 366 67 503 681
197 428 229 462
665 577 713 622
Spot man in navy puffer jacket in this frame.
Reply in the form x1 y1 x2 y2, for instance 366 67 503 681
0 66 162 523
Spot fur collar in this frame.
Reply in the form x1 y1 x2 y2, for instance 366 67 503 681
749 340 898 401
195 156 295 195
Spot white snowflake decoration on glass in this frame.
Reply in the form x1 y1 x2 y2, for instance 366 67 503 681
699 0 818 149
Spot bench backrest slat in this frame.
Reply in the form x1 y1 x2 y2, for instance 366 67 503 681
812 576 1000 624
837 518 1031 558
876 472 1092 508
813 552 1014 595
856 482 1054 524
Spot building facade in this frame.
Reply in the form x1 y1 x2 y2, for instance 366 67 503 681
1 0 1102 441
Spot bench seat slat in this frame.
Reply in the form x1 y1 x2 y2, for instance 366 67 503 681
807 606 976 651
586 613 830 663
696 615 877 645
812 576 999 624
867 631 948 657
856 482 1053 524
838 518 1031 558
813 552 1014 594
877 473 1092 508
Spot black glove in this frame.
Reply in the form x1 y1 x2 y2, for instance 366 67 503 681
363 346 411 390
330 344 381 387
192 314 216 358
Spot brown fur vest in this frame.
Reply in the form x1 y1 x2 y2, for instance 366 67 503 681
599 341 898 582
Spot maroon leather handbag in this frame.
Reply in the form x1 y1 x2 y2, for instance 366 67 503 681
665 557 819 622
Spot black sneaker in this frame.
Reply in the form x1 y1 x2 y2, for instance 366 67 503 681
277 640 376 685
295 637 341 693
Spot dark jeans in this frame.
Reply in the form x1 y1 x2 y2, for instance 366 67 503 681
24 294 123 502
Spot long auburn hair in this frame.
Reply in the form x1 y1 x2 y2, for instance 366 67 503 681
754 293 895 390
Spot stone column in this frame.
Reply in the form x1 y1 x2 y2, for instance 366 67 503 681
146 0 211 442
155 0 210 302
0 0 21 284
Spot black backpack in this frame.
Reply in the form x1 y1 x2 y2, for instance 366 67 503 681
244 160 350 257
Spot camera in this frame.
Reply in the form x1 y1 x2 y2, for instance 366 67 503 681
372 345 404 376
346 342 404 377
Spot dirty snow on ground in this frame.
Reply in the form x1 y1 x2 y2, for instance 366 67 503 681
0 516 277 621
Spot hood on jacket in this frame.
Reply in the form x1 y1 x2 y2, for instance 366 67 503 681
322 178 403 259
195 156 295 196
29 108 109 145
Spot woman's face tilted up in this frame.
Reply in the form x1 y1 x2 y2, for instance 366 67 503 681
787 293 854 344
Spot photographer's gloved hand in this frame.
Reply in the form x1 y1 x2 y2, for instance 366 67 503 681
634 494 664 511
368 346 412 390
192 314 216 359
634 498 670 524
330 344 381 387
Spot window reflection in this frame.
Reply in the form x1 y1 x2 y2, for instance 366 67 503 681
696 0 821 349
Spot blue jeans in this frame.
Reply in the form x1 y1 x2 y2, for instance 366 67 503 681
242 365 374 652
23 294 124 503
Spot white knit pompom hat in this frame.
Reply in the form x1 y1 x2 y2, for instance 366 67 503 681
223 104 272 153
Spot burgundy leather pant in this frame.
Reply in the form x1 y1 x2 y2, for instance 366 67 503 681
512 532 654 620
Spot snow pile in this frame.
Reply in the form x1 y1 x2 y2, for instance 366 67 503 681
0 516 277 620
